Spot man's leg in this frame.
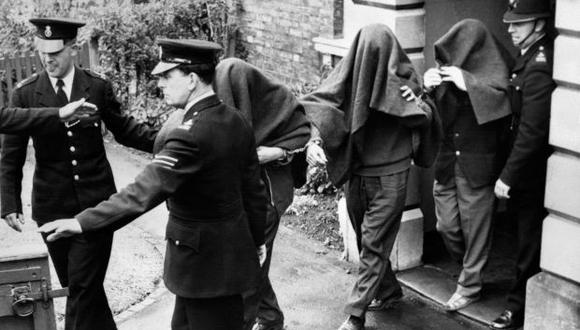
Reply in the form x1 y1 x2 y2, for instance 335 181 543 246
243 202 284 329
63 229 116 330
42 231 72 288
433 177 464 262
454 175 495 298
506 185 546 316
344 171 408 318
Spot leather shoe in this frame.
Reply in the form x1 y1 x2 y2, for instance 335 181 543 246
367 292 403 311
489 309 523 329
251 321 284 330
443 293 480 312
337 316 364 330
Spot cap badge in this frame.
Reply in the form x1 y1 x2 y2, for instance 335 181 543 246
509 0 519 9
44 25 52 38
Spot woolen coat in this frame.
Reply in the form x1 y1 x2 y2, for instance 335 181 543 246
0 67 157 222
0 106 62 134
499 36 555 189
75 95 268 299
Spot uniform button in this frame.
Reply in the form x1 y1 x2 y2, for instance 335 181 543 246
67 131 73 137
69 146 76 152
193 112 198 116
455 151 461 156
515 86 521 91
175 240 180 246
512 73 517 79
539 46 544 50
454 133 459 137
71 160 78 166
74 175 79 181
94 122 99 127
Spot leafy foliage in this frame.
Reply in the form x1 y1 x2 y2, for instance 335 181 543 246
0 0 243 127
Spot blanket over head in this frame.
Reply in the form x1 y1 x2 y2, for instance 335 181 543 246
301 24 432 185
434 18 511 124
214 58 311 187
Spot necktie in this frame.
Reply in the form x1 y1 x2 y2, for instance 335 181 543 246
56 79 68 106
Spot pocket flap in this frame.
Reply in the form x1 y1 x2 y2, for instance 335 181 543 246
165 221 201 252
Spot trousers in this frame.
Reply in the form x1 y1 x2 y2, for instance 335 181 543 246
433 165 495 297
42 228 117 330
505 181 546 314
343 171 408 318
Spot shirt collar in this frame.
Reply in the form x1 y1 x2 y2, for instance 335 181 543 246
184 90 215 111
49 66 75 93
521 33 546 56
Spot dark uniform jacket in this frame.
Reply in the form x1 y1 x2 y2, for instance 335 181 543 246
0 67 158 222
75 95 267 299
499 36 556 189
0 106 62 134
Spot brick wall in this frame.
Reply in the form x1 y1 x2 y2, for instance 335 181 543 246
231 0 336 85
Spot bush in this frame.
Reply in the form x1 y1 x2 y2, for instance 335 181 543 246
0 0 244 127
302 166 337 195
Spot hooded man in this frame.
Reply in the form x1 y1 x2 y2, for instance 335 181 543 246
302 24 438 330
423 18 512 312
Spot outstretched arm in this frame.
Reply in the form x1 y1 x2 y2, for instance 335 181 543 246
39 126 202 241
0 99 97 135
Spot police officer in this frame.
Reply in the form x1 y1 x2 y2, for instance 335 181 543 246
491 1 556 329
1 18 157 330
38 39 268 330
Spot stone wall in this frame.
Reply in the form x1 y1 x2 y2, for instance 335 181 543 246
525 0 580 328
230 0 336 85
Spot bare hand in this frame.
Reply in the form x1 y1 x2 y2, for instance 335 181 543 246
257 244 267 267
400 85 418 102
423 67 443 91
3 213 24 232
440 66 467 91
494 179 511 199
306 143 327 166
38 219 83 242
256 146 285 164
59 98 98 121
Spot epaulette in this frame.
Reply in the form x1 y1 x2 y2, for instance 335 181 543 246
533 45 547 64
15 73 39 89
83 69 108 81
178 119 194 130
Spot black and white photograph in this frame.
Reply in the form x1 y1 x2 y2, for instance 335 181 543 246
0 0 577 329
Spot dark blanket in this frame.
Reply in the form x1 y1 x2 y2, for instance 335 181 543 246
214 58 311 187
301 24 433 185
434 19 511 124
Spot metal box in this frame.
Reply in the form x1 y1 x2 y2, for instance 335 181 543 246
0 246 67 330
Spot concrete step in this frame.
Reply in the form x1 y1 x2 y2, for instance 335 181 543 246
398 265 509 327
